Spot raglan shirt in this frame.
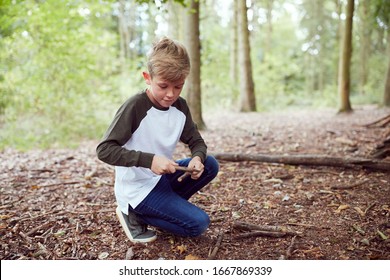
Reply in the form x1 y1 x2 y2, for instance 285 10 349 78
96 90 207 214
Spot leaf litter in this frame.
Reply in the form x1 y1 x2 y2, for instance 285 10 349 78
1 106 389 260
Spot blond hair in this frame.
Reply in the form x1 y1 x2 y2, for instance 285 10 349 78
147 37 190 82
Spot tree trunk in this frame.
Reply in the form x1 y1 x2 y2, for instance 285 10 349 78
338 0 354 113
264 0 274 62
384 32 390 107
229 0 238 84
184 0 205 129
335 0 343 83
167 0 184 41
238 0 256 112
359 0 370 95
118 0 130 71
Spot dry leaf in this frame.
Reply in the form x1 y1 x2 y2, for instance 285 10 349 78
377 230 388 240
263 201 276 209
335 204 349 213
353 207 365 217
98 252 109 260
0 215 11 220
185 254 201 260
176 245 187 254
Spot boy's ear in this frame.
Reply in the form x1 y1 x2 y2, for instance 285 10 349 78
142 72 151 85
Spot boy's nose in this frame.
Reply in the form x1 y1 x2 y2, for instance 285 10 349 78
166 88 174 98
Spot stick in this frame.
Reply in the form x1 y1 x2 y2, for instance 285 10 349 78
364 202 376 215
177 173 191 182
233 221 300 236
331 179 369 190
234 231 287 239
286 222 331 229
26 221 53 236
363 114 390 128
174 166 201 172
175 166 201 182
279 235 298 260
208 230 224 260
211 152 390 171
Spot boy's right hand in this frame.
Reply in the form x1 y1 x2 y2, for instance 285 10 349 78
151 155 177 175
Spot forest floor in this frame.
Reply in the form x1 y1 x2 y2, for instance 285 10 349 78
1 105 390 260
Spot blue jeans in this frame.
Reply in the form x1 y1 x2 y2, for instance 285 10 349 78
133 155 219 237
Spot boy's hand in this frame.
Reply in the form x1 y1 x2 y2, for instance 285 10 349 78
187 156 204 180
151 155 177 175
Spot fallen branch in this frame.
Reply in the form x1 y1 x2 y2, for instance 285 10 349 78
331 179 370 190
286 222 331 230
233 221 299 236
233 221 302 240
211 152 390 171
363 114 390 128
26 221 53 236
34 181 83 188
234 230 287 239
208 230 224 260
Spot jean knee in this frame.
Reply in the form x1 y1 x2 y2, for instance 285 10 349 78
205 155 219 177
188 211 210 237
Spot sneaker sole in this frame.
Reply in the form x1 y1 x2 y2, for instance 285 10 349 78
116 206 157 243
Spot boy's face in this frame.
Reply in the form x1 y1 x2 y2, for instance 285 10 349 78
143 72 185 109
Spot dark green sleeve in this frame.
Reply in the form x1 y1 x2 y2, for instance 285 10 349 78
177 98 207 163
96 94 154 168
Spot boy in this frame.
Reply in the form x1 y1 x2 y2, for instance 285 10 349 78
96 37 219 243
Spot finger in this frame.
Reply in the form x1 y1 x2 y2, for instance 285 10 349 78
191 169 203 180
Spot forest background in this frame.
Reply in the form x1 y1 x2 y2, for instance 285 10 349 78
0 0 389 150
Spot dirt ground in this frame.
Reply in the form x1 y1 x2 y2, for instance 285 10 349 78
1 105 389 260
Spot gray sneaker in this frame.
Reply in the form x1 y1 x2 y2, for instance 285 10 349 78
116 206 157 243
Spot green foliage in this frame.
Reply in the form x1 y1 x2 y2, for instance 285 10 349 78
0 0 388 150
0 0 119 150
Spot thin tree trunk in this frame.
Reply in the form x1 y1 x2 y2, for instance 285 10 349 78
338 0 354 113
229 0 238 84
335 0 343 83
238 0 256 112
184 0 205 129
264 0 274 62
359 0 370 95
384 32 390 107
167 0 184 40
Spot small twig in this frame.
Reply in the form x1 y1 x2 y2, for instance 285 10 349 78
174 166 201 172
352 224 365 235
279 235 298 260
233 221 300 236
17 210 60 222
286 222 331 230
234 231 287 239
364 202 376 215
19 231 32 244
26 221 53 236
175 166 201 182
210 217 225 223
34 181 83 188
331 179 369 190
178 172 191 182
208 230 224 260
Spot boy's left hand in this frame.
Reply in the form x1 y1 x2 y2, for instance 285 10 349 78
187 156 204 180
